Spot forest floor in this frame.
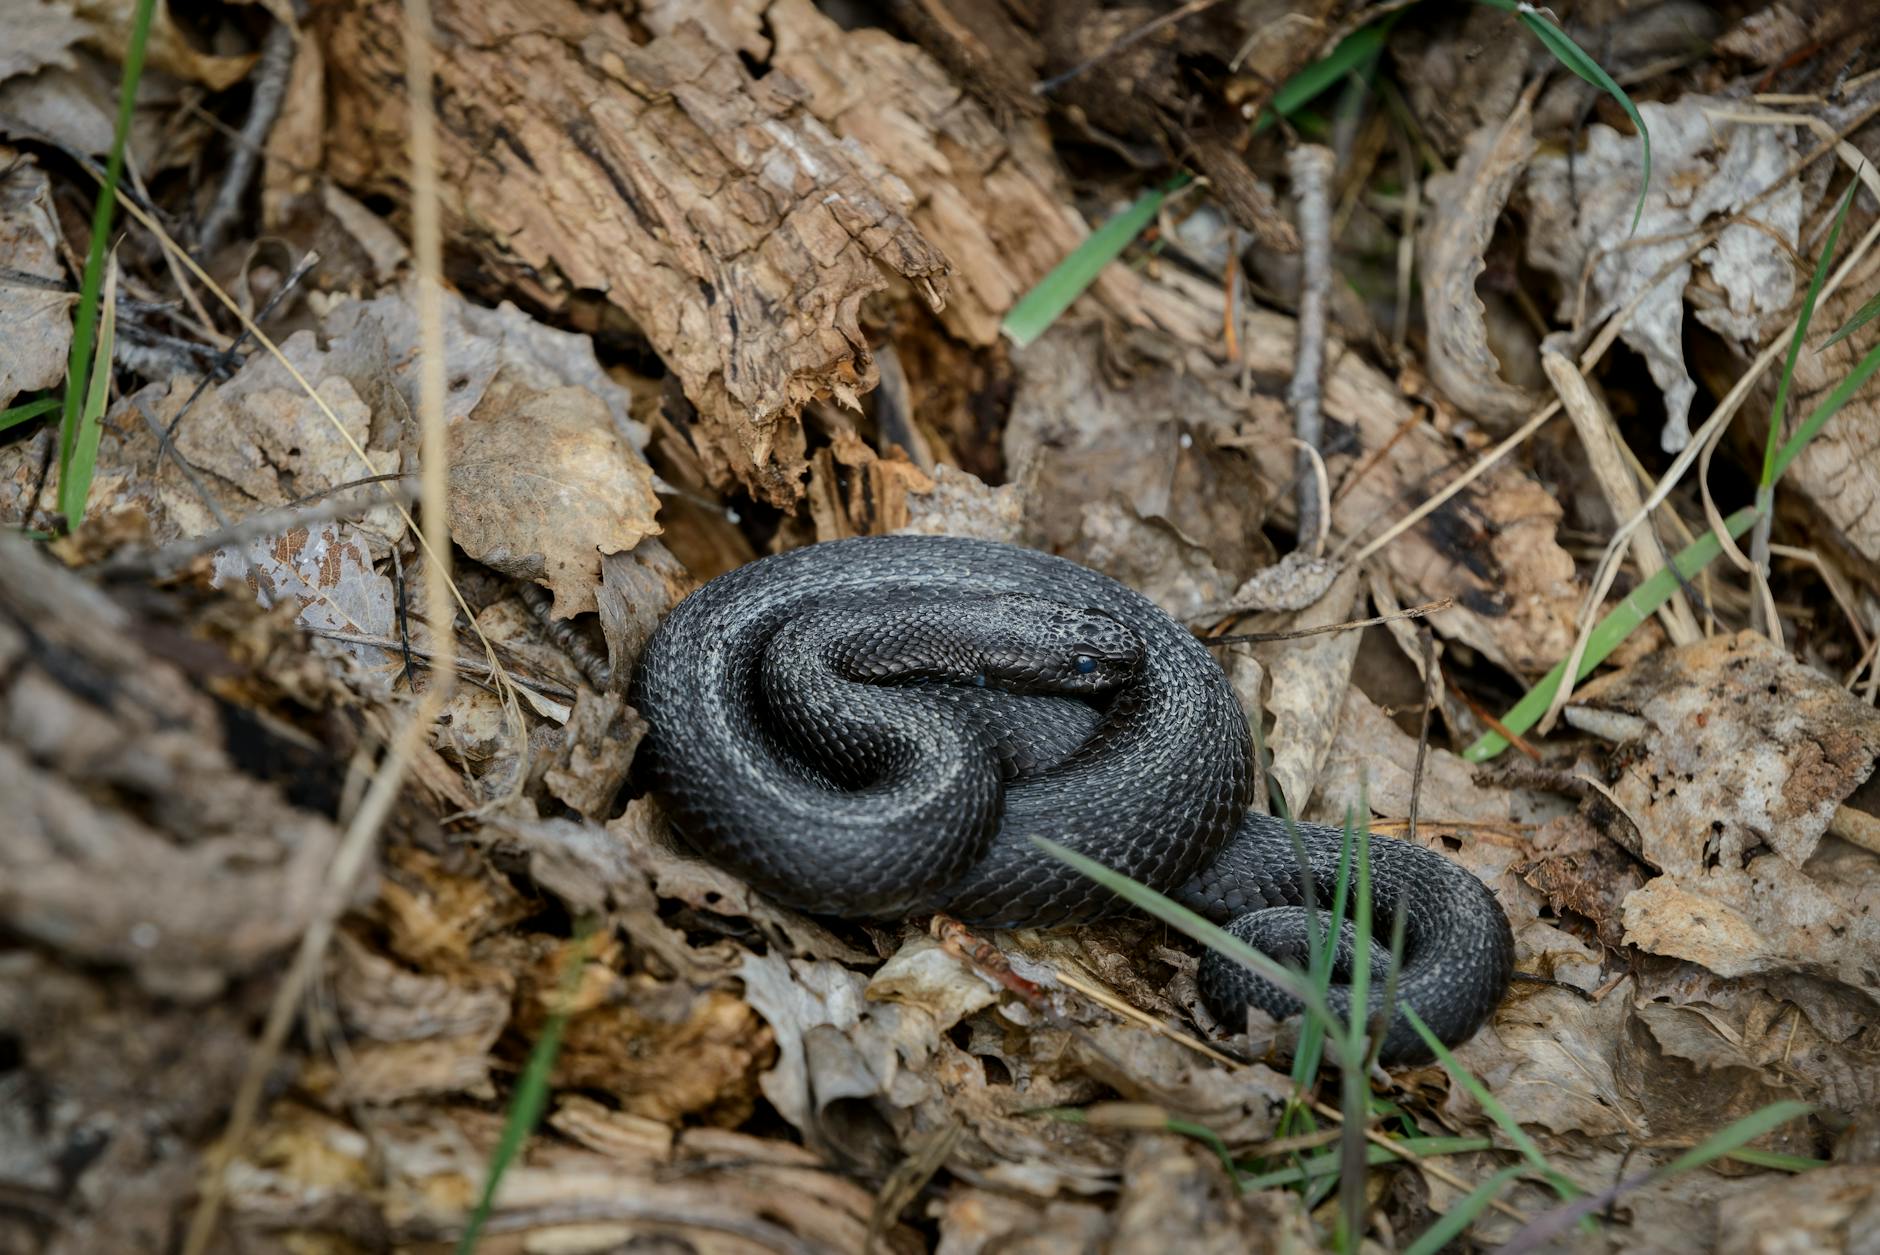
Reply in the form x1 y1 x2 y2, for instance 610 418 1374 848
4 1 1880 1252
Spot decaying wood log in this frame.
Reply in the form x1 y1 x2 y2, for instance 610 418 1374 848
316 0 949 506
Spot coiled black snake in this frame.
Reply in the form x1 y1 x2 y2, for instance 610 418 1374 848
630 535 1513 1062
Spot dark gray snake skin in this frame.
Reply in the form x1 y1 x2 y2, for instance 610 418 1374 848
630 535 1513 1062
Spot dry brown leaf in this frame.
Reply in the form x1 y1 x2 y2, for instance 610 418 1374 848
1003 325 1276 618
0 151 72 406
69 0 257 88
1257 564 1363 817
1004 305 1581 676
212 522 395 669
1716 1164 1880 1253
735 941 1126 1187
1314 688 1562 831
607 799 876 965
542 689 643 820
1568 632 1880 996
936 1187 1112 1254
447 377 660 619
1525 98 1806 451
1419 93 1544 424
1618 1000 1810 1148
899 463 1026 544
261 23 325 227
596 540 692 693
0 0 91 81
1111 1134 1308 1254
550 978 773 1125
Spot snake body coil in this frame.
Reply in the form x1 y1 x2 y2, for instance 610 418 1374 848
630 535 1513 1062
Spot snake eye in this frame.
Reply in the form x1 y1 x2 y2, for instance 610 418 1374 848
1074 655 1098 675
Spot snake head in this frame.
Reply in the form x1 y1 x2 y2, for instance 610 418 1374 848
1057 607 1142 691
969 603 1142 694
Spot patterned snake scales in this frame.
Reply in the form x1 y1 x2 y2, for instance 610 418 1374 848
630 535 1513 1062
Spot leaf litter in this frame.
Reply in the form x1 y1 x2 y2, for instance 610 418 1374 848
3 2 1880 1253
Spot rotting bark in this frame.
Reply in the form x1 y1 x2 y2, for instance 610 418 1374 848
315 1 950 506
0 531 345 994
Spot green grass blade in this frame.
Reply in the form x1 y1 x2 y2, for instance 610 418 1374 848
1254 18 1395 135
1165 1118 1246 1189
1476 0 1651 233
1403 1164 1524 1255
1822 289 1880 350
1005 12 1404 349
0 395 59 433
1238 1137 1494 1191
1462 506 1760 762
1658 1101 1813 1179
456 927 592 1255
58 255 115 527
1336 807 1374 1250
1770 334 1880 482
1723 1148 1826 1172
59 0 156 471
1030 836 1333 1028
1001 177 1186 348
1763 180 1855 488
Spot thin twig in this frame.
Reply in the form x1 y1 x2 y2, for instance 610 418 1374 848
1409 626 1437 847
1293 436 1332 556
1207 597 1453 644
196 18 297 256
1540 341 1700 645
304 629 575 701
164 249 322 443
1032 0 1225 95
1305 1100 1532 1225
123 148 225 348
1288 145 1335 557
1051 967 1238 1067
1390 105 1421 353
98 476 416 577
132 395 231 531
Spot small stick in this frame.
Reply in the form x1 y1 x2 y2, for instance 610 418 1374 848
1540 341 1700 645
196 19 297 256
303 628 577 702
98 476 416 577
1206 597 1453 644
1409 626 1438 846
164 249 322 443
1288 145 1336 557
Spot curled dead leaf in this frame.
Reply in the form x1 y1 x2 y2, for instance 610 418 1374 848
447 376 660 618
1419 92 1544 424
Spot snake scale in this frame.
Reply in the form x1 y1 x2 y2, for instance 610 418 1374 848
630 535 1514 1062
